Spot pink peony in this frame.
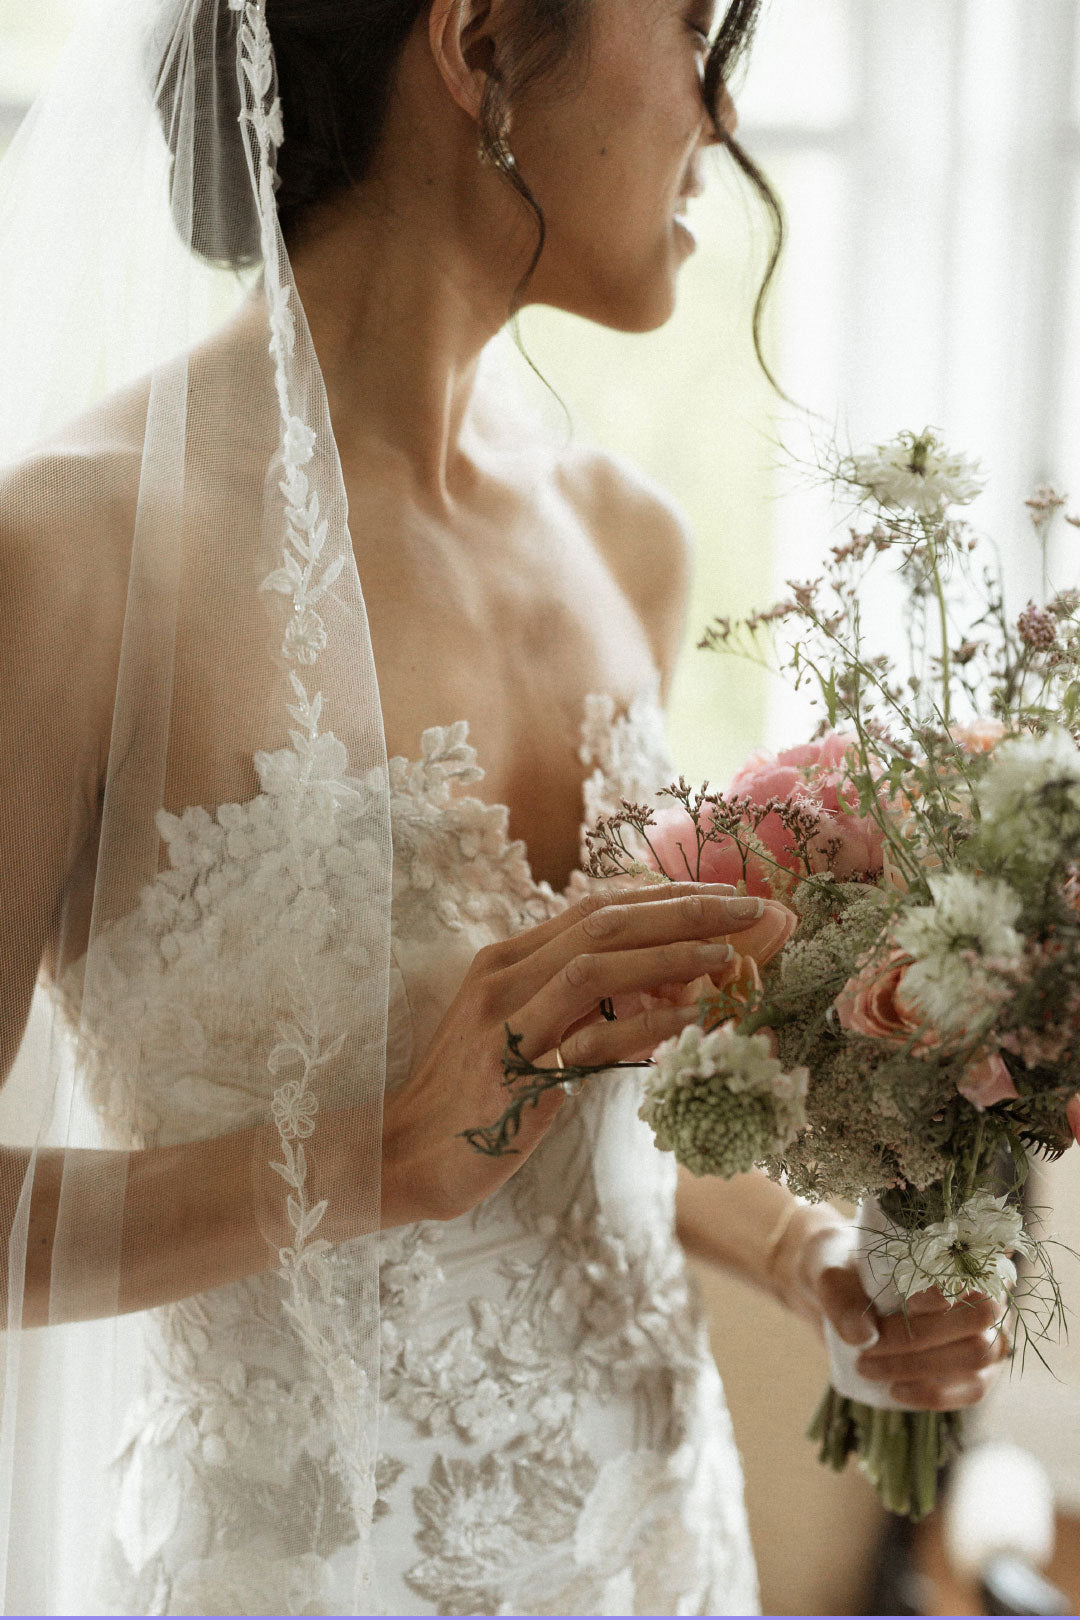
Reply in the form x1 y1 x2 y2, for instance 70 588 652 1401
649 733 885 898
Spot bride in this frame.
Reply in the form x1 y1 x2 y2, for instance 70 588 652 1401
0 0 1009 1613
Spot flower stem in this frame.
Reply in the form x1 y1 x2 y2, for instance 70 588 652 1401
965 1117 986 1201
809 1387 964 1520
928 528 952 727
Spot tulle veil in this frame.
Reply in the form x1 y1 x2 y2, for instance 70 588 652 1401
0 0 394 1609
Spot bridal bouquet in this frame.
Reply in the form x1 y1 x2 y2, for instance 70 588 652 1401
468 429 1080 1519
581 432 1080 1518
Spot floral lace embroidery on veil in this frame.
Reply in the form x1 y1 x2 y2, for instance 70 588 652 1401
232 0 386 1558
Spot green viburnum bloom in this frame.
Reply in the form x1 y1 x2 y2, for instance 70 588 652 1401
641 1023 808 1179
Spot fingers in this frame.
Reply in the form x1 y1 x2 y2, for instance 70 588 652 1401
902 1286 961 1315
886 1367 999 1411
857 1292 1002 1357
505 891 773 1017
817 1263 881 1347
721 902 798 969
536 936 742 1035
559 1001 703 1068
488 884 740 971
856 1324 1009 1388
852 1289 1010 1412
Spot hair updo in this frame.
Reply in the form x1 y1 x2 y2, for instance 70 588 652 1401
154 0 782 365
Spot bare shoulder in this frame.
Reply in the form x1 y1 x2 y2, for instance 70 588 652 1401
0 434 137 645
0 427 141 778
0 438 141 1033
554 443 695 690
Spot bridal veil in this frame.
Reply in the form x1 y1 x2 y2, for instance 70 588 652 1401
0 0 392 1608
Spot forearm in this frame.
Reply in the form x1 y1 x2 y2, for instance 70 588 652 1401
10 1115 367 1327
674 1164 844 1311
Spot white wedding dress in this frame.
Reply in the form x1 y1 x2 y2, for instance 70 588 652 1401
56 683 759 1617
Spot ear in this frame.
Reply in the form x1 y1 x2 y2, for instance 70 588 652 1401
427 0 505 125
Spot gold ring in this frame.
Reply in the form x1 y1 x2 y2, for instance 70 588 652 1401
554 1043 582 1096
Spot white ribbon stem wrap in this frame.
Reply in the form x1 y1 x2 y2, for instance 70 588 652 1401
824 1196 909 1412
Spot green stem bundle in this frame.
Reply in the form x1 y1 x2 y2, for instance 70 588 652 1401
807 1388 964 1521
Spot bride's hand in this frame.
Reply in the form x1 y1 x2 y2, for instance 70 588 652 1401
380 882 778 1228
775 1211 1010 1411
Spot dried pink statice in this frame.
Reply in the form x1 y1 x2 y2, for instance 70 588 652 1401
1017 600 1058 650
1025 486 1067 529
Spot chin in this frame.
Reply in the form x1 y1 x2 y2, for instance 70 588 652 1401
549 267 681 335
607 284 679 334
529 228 688 334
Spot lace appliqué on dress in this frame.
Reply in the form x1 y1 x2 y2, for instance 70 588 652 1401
368 684 759 1617
77 685 759 1617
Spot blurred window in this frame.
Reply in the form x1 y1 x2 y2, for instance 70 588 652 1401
3 1 1079 772
0 0 79 145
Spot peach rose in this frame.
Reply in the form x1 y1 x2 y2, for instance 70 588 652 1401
643 952 764 1023
952 718 1007 755
835 949 926 1044
957 1051 1019 1109
836 949 1018 1108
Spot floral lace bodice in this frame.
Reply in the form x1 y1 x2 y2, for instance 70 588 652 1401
63 686 758 1617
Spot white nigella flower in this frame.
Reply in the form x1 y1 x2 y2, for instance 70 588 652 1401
885 1190 1035 1304
849 428 985 518
979 727 1080 825
892 871 1023 1035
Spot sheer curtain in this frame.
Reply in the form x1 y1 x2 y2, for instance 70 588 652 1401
746 0 1080 1552
522 1 1080 1600
746 0 1080 1521
748 0 1080 1561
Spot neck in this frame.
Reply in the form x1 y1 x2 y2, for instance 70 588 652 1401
289 149 536 514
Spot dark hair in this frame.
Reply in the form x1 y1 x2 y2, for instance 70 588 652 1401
156 0 783 382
